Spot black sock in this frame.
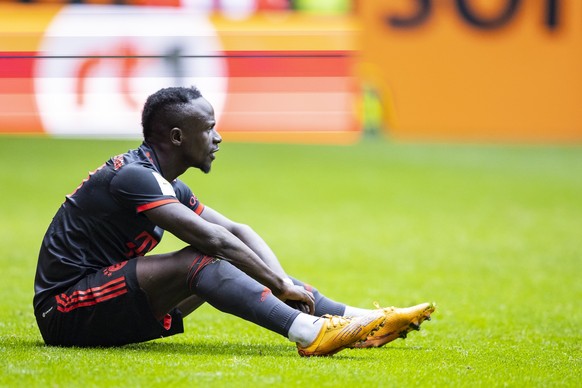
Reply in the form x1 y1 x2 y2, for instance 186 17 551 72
289 277 346 316
190 259 301 337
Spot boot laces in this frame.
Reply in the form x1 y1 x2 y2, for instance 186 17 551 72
373 301 396 314
321 314 351 328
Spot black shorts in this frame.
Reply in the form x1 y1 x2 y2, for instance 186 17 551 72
35 259 184 347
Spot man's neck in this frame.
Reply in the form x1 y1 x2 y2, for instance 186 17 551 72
146 142 185 182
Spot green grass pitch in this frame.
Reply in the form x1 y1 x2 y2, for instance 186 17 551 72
0 136 580 386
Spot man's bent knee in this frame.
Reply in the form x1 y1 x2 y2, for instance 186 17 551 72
186 253 218 291
135 246 217 319
136 246 212 283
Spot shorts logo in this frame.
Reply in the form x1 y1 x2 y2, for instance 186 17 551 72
103 261 128 277
42 306 54 318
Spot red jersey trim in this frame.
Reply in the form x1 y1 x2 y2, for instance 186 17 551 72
194 203 205 215
136 198 179 213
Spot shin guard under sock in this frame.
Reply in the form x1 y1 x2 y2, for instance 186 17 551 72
190 259 301 337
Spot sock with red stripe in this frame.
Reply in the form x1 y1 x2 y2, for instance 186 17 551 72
189 259 301 337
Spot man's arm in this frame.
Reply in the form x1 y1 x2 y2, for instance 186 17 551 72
144 202 314 311
198 206 288 280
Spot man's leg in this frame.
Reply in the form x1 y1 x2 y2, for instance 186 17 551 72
192 260 387 356
289 277 436 348
137 248 370 321
188 256 301 336
173 268 365 319
176 295 205 317
136 246 386 356
137 246 299 335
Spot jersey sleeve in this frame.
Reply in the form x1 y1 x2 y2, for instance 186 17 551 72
173 179 205 215
110 164 180 213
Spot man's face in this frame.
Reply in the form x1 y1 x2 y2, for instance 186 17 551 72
179 97 221 174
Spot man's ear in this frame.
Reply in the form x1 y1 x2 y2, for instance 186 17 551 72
169 127 183 145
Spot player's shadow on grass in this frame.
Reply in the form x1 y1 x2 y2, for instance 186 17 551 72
18 338 293 357
10 336 285 357
127 341 295 357
20 338 373 359
21 338 290 357
125 341 408 359
20 336 424 358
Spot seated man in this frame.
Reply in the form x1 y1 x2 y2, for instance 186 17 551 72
33 86 435 357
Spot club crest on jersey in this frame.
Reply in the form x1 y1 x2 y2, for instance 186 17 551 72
113 155 125 170
124 231 159 258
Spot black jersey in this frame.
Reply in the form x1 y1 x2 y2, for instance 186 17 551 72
33 142 204 311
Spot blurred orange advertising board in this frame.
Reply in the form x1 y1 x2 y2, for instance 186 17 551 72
210 13 360 144
0 4 360 144
358 0 582 142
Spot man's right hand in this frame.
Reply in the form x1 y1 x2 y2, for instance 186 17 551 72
279 284 315 315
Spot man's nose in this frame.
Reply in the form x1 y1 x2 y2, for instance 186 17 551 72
213 129 222 143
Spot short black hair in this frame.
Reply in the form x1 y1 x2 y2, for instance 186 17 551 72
141 86 202 141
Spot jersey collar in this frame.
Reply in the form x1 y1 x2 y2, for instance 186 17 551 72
140 141 164 176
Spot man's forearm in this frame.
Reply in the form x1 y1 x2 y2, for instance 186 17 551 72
230 224 289 280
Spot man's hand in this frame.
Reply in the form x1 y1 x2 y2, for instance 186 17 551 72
279 283 315 315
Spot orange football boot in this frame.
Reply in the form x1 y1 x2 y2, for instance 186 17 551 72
351 302 436 348
297 311 385 357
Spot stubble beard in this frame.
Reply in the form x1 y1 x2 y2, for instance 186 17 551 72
199 161 212 174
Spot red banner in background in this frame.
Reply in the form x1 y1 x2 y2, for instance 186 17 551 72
0 4 360 144
5 1 578 143
0 53 43 134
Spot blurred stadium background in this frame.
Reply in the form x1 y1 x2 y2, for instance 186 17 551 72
1 0 580 143
1 2 581 385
